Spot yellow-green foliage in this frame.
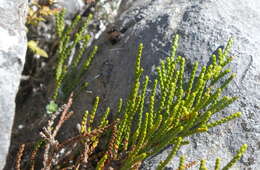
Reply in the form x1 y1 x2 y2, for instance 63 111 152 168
215 158 221 170
157 137 183 170
178 156 186 170
52 10 97 102
179 144 247 170
17 35 247 170
27 40 48 58
199 160 207 170
100 35 246 169
222 144 248 170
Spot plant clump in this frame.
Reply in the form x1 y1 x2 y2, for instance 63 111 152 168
15 32 247 169
53 10 97 100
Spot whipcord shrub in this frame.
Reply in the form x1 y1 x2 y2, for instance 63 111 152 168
16 34 247 170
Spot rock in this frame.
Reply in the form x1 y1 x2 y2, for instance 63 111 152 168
55 0 125 40
0 0 27 168
56 0 85 18
82 0 260 169
93 0 124 39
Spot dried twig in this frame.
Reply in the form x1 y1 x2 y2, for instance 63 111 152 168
52 93 74 137
106 120 119 160
42 93 74 170
184 161 197 169
15 144 25 170
57 124 112 150
30 140 44 170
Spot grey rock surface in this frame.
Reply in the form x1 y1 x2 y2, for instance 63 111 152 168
0 0 27 168
56 0 124 40
83 0 260 169
56 0 84 18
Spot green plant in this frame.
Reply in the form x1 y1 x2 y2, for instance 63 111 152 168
45 9 97 113
104 36 244 169
52 9 97 102
15 34 247 170
27 40 49 58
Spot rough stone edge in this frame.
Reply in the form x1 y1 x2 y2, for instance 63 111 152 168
0 0 27 168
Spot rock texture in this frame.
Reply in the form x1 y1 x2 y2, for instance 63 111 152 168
56 0 123 33
0 0 27 168
56 0 84 18
82 0 260 169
